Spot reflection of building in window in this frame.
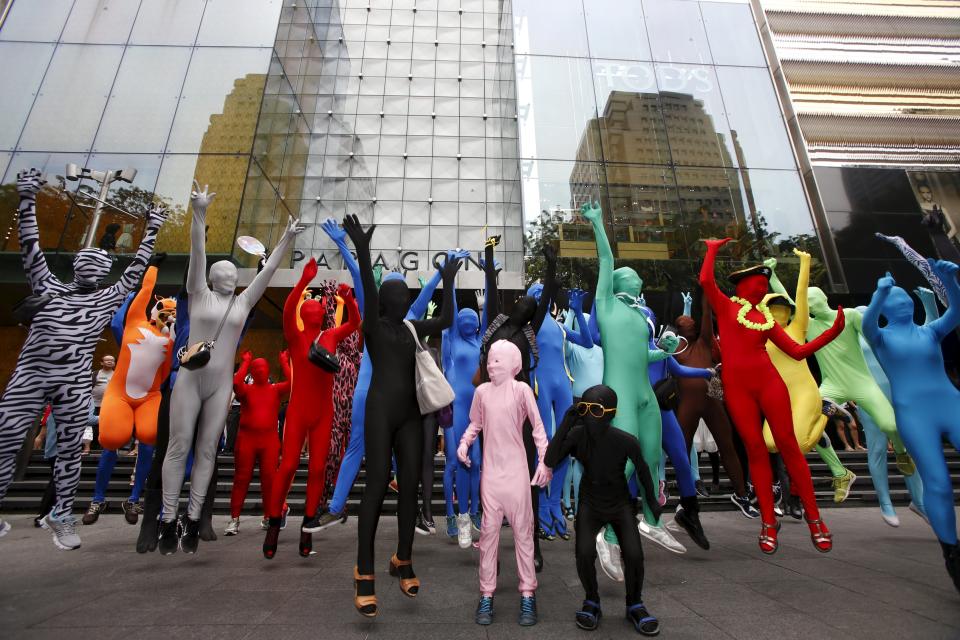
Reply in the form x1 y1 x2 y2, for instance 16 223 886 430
563 90 745 260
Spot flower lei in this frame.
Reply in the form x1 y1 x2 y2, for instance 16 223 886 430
730 296 774 331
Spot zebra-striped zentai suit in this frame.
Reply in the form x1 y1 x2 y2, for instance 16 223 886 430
0 168 164 522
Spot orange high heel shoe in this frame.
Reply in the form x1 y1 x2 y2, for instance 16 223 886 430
758 520 780 555
354 566 378 617
806 518 832 553
389 553 420 597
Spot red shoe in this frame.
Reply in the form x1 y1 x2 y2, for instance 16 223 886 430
758 521 780 555
806 518 832 553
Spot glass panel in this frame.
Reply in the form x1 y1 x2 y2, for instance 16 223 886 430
645 0 712 65
515 55 599 162
94 46 191 153
130 0 206 46
18 44 124 153
0 0 73 42
0 152 77 253
512 0 589 57
738 168 818 255
591 59 669 166
197 0 283 47
584 0 651 62
60 0 140 44
700 2 766 67
167 47 272 154
715 66 795 170
0 42 56 151
655 63 735 168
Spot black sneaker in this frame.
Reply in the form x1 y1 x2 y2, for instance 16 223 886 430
674 498 710 550
137 516 159 553
537 526 555 541
475 596 494 625
303 509 345 533
695 480 710 498
415 510 432 536
627 603 659 636
786 495 803 520
158 519 179 556
82 501 108 525
122 500 142 525
180 517 200 554
731 493 760 519
941 542 960 594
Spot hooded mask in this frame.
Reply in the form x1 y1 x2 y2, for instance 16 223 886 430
72 248 113 288
209 260 239 296
379 278 411 323
457 308 479 338
486 339 521 386
579 384 617 460
250 358 270 384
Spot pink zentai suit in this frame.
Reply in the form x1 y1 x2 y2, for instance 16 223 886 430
459 339 549 597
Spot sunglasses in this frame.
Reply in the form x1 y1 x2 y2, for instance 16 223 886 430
575 402 616 418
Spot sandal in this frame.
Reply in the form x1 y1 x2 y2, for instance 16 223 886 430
353 566 378 617
758 520 780 555
389 553 420 597
575 599 602 631
806 517 832 553
626 603 659 636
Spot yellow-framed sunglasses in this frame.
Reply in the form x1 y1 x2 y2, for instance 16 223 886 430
575 402 617 418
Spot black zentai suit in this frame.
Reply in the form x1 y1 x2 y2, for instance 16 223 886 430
544 409 660 607
479 243 556 563
354 239 457 577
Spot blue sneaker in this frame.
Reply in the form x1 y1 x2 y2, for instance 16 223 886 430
475 596 494 625
446 515 458 539
518 595 537 626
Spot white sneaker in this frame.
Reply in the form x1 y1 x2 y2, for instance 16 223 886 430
595 532 624 582
880 511 900 527
224 517 240 536
0 518 10 537
260 516 269 530
664 517 682 533
909 502 929 524
457 513 473 549
42 513 81 550
638 519 687 554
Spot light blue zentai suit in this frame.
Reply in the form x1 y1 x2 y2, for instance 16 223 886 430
863 264 960 546
441 294 482 518
326 239 440 516
561 302 603 514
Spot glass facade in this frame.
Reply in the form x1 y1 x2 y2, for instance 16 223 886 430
514 0 825 291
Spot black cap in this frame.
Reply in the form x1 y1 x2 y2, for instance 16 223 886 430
765 293 794 309
728 264 772 284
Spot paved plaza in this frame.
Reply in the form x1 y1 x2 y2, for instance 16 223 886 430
1 508 958 639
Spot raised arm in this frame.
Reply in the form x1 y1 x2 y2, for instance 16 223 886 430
321 218 365 313
275 350 292 396
583 202 613 300
544 408 582 467
343 215 379 332
328 283 361 344
698 238 733 312
233 351 252 392
698 292 715 347
925 260 960 342
108 205 165 299
284 258 318 340
412 255 462 338
483 238 501 320
770 308 845 360
15 169 63 295
916 286 941 324
682 291 693 317
111 292 135 345
241 216 304 307
408 252 455 321
127 266 159 329
531 248 557 333
666 356 712 379
186 183 214 294
587 299 601 345
564 288 594 348
792 249 812 336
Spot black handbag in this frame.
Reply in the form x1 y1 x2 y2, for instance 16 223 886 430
180 295 236 371
308 338 341 373
653 375 679 411
13 293 57 326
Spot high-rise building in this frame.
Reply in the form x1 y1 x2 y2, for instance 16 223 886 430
760 0 960 294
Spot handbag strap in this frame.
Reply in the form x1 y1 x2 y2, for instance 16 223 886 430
402 319 425 353
210 295 237 346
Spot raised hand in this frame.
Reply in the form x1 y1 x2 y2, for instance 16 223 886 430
342 214 375 250
580 201 602 222
16 168 44 198
442 254 463 280
793 248 811 261
190 181 216 212
877 271 895 292
478 256 502 274
303 257 319 281
146 203 168 229
426 300 438 318
485 235 501 248
284 215 306 238
702 237 732 250
763 257 777 270
930 258 959 280
474 289 485 310
148 251 168 267
659 334 680 354
337 282 353 300
279 350 289 366
241 350 253 363
569 288 586 312
681 291 693 305
320 217 347 243
915 286 935 302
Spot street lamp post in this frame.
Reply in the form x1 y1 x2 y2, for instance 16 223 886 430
65 163 138 249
